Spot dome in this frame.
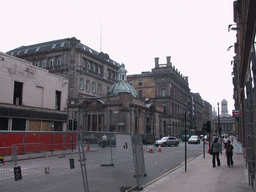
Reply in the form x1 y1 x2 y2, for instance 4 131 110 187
221 99 227 104
106 81 138 98
118 64 127 73
106 63 138 98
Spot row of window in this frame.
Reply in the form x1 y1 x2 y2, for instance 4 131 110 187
34 56 62 68
79 78 102 95
128 79 143 86
80 58 103 75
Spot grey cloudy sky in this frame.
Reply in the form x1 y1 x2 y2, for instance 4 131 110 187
0 0 236 114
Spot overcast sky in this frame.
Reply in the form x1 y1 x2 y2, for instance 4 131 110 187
0 0 236 114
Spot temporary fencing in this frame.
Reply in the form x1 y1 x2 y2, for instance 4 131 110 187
77 131 146 192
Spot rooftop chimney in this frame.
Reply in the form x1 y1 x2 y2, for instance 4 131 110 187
166 56 171 67
155 57 159 68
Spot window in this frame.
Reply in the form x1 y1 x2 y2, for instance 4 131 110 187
52 44 57 49
161 89 166 97
12 119 26 131
92 63 96 72
88 61 91 70
0 118 8 130
79 78 84 90
50 58 54 67
98 84 102 94
138 80 142 86
42 60 47 68
60 42 65 47
13 81 23 105
55 91 61 110
162 104 166 113
108 70 111 78
138 90 143 98
92 82 96 93
57 57 62 66
86 80 90 91
35 61 40 67
98 66 101 74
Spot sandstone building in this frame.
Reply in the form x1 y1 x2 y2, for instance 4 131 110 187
6 37 121 126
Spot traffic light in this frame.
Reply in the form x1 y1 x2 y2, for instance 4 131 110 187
73 119 77 131
110 125 115 132
206 121 211 133
203 121 211 133
219 126 222 134
68 119 73 130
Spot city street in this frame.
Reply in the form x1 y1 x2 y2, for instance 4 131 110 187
0 141 205 192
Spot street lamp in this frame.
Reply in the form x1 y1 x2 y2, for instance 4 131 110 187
218 102 221 137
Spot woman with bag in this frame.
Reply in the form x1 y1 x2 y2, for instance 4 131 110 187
211 138 222 167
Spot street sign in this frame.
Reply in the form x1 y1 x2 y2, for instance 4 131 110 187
232 110 241 117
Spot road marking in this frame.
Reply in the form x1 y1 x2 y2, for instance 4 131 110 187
143 157 195 188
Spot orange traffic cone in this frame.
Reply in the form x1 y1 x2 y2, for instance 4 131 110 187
87 141 90 150
157 144 162 152
149 143 153 153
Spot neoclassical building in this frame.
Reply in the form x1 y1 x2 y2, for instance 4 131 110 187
69 64 164 136
128 56 191 137
212 99 235 135
6 37 120 124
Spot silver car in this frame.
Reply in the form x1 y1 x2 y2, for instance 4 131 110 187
154 136 179 147
188 135 200 144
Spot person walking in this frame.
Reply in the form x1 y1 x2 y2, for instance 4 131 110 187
211 138 222 167
226 140 234 167
102 134 107 148
223 135 229 149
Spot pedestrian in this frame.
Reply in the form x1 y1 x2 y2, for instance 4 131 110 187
211 138 222 167
226 140 234 167
223 135 229 149
102 134 107 148
230 136 234 143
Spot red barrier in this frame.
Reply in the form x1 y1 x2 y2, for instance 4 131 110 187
0 133 3 155
0 132 77 155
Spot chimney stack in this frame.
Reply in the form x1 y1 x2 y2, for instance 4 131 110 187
166 56 171 67
155 57 159 68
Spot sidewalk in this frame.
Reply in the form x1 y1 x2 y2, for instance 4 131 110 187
143 143 256 192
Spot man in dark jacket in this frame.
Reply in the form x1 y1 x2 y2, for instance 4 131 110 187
226 140 234 167
212 138 222 167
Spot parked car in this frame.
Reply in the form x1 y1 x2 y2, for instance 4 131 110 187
97 136 116 147
188 135 200 144
82 135 100 144
154 136 179 147
142 134 155 144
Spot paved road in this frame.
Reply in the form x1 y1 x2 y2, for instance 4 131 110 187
0 141 205 192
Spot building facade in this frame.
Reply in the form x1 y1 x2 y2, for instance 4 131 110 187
6 37 121 127
0 52 68 131
68 64 164 137
128 56 192 137
212 99 235 135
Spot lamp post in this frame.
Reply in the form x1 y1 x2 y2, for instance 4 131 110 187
218 102 221 137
